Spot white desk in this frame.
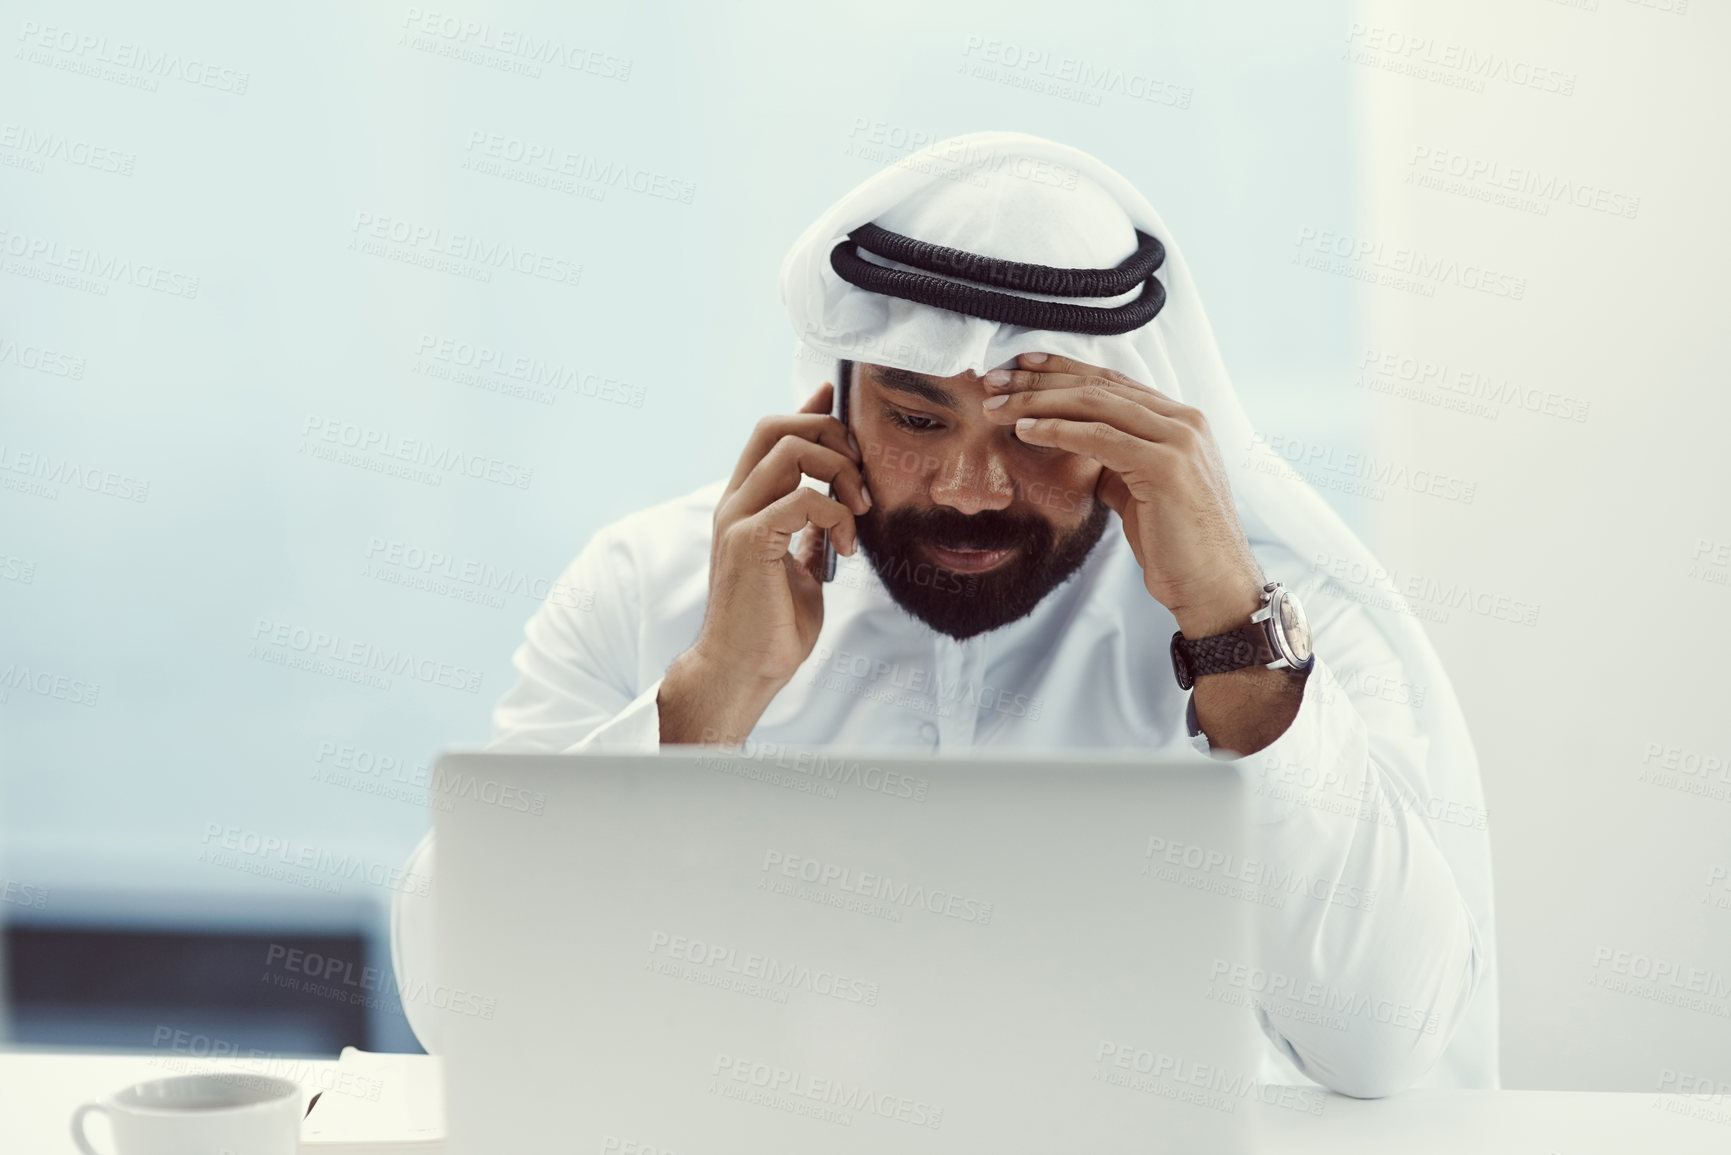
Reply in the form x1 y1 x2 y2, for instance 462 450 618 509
1255 1082 1730 1153
3 1051 1727 1153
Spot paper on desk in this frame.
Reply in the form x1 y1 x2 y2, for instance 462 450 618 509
301 1048 443 1154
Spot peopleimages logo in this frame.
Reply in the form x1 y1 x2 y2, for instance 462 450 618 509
760 849 994 924
0 877 49 910
248 617 484 695
1253 431 1478 505
1658 1068 1730 1102
462 131 696 204
0 225 200 298
710 1054 944 1130
149 1027 382 1102
263 943 496 1020
0 443 148 502
1356 346 1591 424
299 415 534 490
808 646 1041 721
1703 864 1731 913
0 335 86 378
414 334 645 408
397 8 632 80
427 764 546 814
1142 835 1376 911
348 211 583 288
14 21 252 94
1309 551 1542 629
1093 1040 1327 1116
1207 959 1440 1034
703 734 930 802
1406 145 1640 220
1587 946 1731 1017
1343 23 1577 96
199 825 432 897
364 537 594 612
958 36 1194 110
0 662 101 707
647 931 881 1007
1256 749 1488 832
1293 227 1526 300
0 121 136 176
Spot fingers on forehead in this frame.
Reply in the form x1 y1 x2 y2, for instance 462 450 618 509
1013 351 1116 373
1014 353 1142 386
1005 369 1139 396
1017 351 1084 373
1002 369 1096 391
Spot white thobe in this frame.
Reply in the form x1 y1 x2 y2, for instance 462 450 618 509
392 479 1492 1096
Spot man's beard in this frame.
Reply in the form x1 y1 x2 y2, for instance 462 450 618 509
853 497 1112 641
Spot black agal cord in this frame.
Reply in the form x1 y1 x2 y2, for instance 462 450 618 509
829 222 1167 336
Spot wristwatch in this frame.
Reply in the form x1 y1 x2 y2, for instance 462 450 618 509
1169 580 1316 690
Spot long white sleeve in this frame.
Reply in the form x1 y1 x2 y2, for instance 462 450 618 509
392 514 687 1053
489 523 663 753
1183 611 1485 1096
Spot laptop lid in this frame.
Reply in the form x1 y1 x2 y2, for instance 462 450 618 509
432 747 1263 1153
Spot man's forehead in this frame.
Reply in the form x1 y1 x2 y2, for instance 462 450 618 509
860 362 982 409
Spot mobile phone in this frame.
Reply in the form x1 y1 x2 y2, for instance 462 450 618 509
821 359 853 582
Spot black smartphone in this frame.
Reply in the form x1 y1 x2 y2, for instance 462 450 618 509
821 359 853 582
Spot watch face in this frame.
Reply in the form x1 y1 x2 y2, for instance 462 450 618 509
1276 590 1313 663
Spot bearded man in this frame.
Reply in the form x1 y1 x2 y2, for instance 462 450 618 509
392 132 1497 1099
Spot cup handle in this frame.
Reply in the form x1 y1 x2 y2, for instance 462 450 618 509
70 1103 111 1155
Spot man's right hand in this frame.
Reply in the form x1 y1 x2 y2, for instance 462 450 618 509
658 381 871 744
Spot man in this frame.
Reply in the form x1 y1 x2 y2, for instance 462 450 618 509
392 131 1497 1098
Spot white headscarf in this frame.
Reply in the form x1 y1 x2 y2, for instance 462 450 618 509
779 130 1497 1086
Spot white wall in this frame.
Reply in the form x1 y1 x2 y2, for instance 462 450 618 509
1353 0 1731 1090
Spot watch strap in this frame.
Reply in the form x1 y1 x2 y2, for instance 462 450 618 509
1170 623 1276 690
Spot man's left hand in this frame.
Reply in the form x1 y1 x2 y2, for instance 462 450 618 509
981 351 1265 638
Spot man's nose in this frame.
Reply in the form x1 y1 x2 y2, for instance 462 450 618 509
929 445 1016 514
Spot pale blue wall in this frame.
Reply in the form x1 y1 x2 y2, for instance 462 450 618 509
0 0 1366 995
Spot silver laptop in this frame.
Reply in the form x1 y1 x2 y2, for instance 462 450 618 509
432 747 1265 1153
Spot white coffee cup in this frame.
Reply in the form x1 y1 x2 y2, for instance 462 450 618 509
70 1072 304 1155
